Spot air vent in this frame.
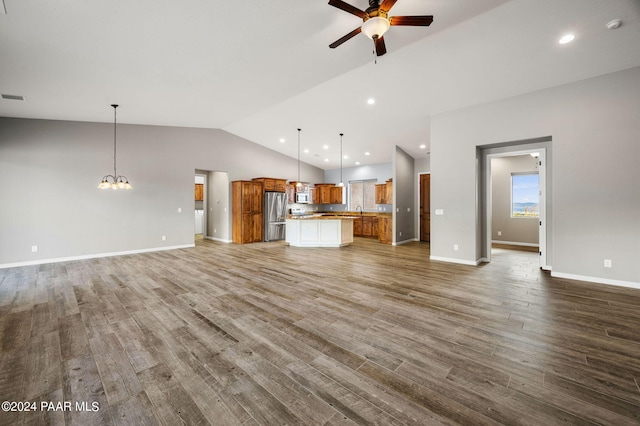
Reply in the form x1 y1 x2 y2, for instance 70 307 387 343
1 94 25 101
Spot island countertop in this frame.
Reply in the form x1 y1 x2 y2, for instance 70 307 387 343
287 214 359 220
285 217 354 247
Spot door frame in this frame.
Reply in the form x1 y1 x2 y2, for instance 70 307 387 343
479 139 551 270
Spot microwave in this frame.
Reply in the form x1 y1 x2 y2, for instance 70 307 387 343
295 192 310 203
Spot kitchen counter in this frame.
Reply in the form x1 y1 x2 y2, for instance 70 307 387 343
287 214 360 220
286 217 354 247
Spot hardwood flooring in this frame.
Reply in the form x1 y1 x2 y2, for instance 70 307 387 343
1 239 639 425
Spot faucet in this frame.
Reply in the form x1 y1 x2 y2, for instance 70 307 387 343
356 205 362 215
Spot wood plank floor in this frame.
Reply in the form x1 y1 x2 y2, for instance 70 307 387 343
1 238 640 425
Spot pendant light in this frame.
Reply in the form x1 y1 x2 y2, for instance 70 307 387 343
296 128 302 188
98 104 132 190
336 133 344 187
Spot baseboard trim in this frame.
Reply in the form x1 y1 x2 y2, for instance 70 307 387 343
551 271 640 290
0 244 195 270
430 256 481 266
204 236 232 243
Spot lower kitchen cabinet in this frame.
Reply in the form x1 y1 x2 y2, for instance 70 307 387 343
378 216 392 244
353 216 379 238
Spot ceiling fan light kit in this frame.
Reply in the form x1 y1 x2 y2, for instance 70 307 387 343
362 16 390 39
328 0 433 57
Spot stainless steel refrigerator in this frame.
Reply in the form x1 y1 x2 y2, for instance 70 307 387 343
264 192 288 241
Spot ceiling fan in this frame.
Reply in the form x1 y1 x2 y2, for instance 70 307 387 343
328 0 433 56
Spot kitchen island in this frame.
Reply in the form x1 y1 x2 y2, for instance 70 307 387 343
286 215 354 247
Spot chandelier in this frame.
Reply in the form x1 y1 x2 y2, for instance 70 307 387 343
98 104 132 190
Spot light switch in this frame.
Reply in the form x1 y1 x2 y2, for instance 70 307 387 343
435 209 444 215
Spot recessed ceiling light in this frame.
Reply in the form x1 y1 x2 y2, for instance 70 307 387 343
323 145 329 150
559 34 575 44
364 152 370 156
279 138 285 143
355 161 360 165
324 158 329 162
367 98 375 105
419 144 426 149
304 148 309 153
343 155 349 159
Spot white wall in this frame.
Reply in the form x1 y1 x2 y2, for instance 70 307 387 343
393 146 416 243
491 155 540 245
431 66 640 286
0 118 323 267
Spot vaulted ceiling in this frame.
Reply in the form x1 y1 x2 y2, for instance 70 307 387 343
1 0 639 169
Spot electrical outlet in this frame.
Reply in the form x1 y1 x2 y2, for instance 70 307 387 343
435 209 444 215
498 231 502 236
399 231 402 237
162 235 166 241
604 259 612 268
178 207 182 213
453 244 459 251
31 245 38 253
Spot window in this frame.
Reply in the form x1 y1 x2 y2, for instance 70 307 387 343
511 173 539 217
349 180 376 211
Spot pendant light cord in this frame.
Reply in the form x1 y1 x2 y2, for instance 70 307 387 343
340 133 344 184
297 128 301 183
112 104 118 177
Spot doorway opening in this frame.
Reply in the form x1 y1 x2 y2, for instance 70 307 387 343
195 170 231 243
195 174 206 240
419 173 430 242
479 138 551 270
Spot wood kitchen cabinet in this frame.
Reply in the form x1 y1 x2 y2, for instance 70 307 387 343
286 184 295 203
353 217 362 235
353 216 378 238
288 182 310 193
330 186 343 204
375 179 393 204
232 180 264 244
375 184 385 204
315 184 332 204
195 184 204 201
378 215 392 244
252 177 286 192
314 184 343 204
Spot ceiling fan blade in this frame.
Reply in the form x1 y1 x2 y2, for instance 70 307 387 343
374 36 387 56
328 0 367 19
390 15 434 26
329 26 363 49
379 0 397 13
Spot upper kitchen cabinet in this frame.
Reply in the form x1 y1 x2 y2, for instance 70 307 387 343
252 177 286 192
288 181 310 193
195 183 204 201
330 186 343 204
232 180 264 244
375 179 393 204
314 184 343 205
